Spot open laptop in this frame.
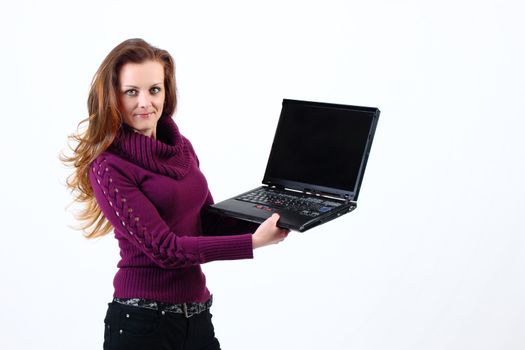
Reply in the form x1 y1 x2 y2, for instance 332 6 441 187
209 98 380 232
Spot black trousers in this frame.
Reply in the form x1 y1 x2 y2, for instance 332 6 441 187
103 301 221 350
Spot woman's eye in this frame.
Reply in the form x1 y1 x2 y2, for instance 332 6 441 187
125 89 137 96
151 87 161 94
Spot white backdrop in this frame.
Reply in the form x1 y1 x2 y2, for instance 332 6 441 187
1 0 524 349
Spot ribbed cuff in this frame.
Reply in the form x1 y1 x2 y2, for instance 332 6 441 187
197 233 254 263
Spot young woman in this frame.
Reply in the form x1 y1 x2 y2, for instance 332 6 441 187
62 38 289 350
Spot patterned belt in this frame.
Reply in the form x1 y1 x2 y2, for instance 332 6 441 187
113 295 213 318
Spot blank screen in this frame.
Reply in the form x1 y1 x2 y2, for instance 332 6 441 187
264 102 375 192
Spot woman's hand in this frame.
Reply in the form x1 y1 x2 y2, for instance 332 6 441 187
252 213 290 249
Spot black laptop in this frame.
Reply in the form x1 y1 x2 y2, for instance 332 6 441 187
209 98 380 232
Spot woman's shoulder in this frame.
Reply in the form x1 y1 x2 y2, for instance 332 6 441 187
90 150 143 176
89 151 148 190
91 150 123 165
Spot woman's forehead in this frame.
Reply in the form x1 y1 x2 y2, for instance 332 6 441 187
119 61 164 86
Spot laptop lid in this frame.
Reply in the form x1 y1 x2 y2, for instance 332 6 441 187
262 99 380 201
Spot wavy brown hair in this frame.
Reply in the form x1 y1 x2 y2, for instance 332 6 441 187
60 38 177 238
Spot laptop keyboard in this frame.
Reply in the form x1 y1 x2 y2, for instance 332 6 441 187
235 187 343 217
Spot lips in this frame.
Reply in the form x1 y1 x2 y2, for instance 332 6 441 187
135 113 153 119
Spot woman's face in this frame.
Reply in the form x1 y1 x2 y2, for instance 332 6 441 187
118 60 165 138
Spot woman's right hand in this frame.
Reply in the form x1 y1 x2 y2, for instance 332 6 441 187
252 213 290 249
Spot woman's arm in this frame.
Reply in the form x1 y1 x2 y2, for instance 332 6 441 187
89 155 254 269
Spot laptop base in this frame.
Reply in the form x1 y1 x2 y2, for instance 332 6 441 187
209 186 357 232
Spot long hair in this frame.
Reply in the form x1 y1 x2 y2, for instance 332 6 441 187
60 38 177 238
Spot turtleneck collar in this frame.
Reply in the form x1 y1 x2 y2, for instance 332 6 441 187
109 116 194 179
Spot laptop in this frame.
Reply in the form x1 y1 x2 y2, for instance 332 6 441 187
209 98 380 232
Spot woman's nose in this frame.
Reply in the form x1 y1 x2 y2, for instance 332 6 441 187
137 92 152 108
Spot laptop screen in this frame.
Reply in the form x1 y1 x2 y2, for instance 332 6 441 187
262 99 379 200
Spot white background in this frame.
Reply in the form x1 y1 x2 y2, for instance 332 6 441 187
1 0 524 349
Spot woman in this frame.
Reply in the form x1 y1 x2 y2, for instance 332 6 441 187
62 38 289 350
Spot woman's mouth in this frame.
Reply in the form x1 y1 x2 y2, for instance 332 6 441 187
136 113 152 119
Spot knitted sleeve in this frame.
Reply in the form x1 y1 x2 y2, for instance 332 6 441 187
89 155 253 269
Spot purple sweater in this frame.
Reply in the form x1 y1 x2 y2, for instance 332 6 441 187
89 116 258 304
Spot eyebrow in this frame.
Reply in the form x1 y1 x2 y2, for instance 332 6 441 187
122 83 163 88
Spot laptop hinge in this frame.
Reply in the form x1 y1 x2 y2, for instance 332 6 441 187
271 185 354 204
343 194 353 204
303 188 352 203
